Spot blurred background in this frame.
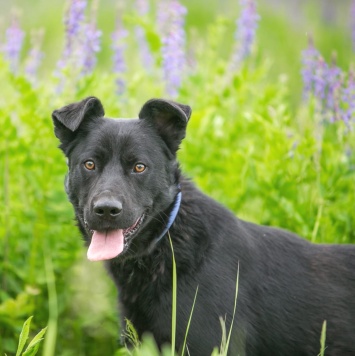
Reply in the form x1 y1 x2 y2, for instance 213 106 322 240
0 0 354 355
0 0 352 103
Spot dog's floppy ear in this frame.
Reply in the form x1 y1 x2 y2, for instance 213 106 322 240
138 98 191 153
52 96 104 148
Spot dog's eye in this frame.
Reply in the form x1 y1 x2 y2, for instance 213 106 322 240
133 163 146 173
84 160 95 170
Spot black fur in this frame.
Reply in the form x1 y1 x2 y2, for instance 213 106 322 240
52 97 355 355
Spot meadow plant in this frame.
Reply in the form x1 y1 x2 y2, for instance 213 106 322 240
24 30 44 85
301 38 321 99
134 0 154 69
55 0 87 93
232 0 260 67
341 68 355 125
64 0 87 50
301 40 355 126
157 0 187 97
351 0 355 51
55 0 101 82
111 18 128 94
2 15 24 74
80 14 102 75
325 56 342 122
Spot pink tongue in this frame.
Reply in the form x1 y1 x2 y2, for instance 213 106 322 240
87 230 124 261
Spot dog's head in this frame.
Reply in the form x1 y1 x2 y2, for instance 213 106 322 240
52 96 191 261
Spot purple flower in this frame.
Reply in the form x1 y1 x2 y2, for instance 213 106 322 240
135 27 154 68
24 30 44 85
2 16 25 73
64 0 87 55
80 21 102 75
135 0 154 69
300 41 355 127
136 0 149 15
351 0 355 52
341 69 355 126
56 0 87 74
111 19 128 94
232 0 260 66
301 38 321 99
325 56 342 122
158 0 187 97
314 57 328 102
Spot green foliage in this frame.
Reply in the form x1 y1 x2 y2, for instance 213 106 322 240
0 1 354 356
15 316 47 356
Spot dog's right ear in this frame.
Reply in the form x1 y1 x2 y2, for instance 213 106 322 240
138 98 191 154
52 96 104 149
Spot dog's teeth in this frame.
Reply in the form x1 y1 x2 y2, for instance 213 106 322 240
123 215 145 243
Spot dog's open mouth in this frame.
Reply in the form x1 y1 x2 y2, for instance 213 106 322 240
86 215 145 261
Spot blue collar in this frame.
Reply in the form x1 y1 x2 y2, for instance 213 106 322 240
155 190 182 242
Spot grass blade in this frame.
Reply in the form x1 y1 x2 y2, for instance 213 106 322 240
218 316 227 353
224 262 239 355
318 320 327 356
181 285 199 356
42 247 58 356
168 233 177 355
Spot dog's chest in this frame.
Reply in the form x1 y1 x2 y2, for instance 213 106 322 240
112 258 171 306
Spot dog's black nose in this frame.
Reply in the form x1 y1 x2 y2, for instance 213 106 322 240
93 200 122 218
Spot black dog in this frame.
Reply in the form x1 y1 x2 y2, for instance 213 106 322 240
52 97 355 355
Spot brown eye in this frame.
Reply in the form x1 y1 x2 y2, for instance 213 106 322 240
133 163 146 173
84 160 95 170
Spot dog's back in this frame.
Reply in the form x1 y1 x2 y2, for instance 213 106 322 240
52 97 355 355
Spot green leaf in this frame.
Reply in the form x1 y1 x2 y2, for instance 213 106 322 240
15 316 33 356
24 326 47 351
123 319 140 348
22 338 44 356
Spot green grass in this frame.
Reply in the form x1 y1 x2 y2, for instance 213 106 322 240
318 320 327 356
169 234 177 354
0 1 354 355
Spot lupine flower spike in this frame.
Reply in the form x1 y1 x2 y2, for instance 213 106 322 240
56 0 87 75
232 0 260 67
135 0 154 69
351 0 355 52
111 17 128 94
2 13 25 74
325 53 342 122
80 0 102 76
300 39 355 127
313 56 328 104
63 0 87 58
300 36 321 99
157 0 187 97
25 29 44 85
341 68 355 127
